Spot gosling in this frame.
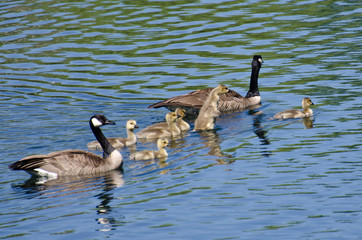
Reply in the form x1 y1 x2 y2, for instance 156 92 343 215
273 97 314 119
148 108 190 131
87 120 138 149
130 138 169 161
175 108 190 131
194 84 229 131
136 112 181 139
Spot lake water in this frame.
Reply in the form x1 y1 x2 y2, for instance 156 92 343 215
1 0 361 239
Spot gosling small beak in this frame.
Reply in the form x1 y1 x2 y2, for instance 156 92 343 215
134 125 139 129
177 114 182 118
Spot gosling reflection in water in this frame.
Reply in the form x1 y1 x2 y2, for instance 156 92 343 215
272 116 314 129
197 107 272 160
303 117 314 129
197 130 232 160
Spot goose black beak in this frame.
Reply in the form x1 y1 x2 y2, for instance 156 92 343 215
105 119 116 125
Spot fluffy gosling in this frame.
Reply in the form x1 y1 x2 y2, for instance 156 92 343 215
130 138 169 161
273 97 314 119
87 119 138 149
194 84 229 131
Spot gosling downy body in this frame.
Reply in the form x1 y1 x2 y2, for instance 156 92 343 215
148 108 190 131
175 108 190 131
87 119 138 150
273 97 314 119
148 55 263 115
9 115 123 178
130 139 169 161
136 112 181 139
194 84 229 131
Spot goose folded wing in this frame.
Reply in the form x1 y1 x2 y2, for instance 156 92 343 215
9 154 49 170
9 150 105 172
148 88 242 109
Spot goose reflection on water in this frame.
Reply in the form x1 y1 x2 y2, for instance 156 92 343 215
11 170 125 232
168 106 273 164
95 185 124 232
12 169 124 193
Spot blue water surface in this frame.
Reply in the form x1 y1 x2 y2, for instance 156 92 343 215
0 0 361 239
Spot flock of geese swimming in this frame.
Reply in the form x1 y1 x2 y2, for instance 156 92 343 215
9 55 315 180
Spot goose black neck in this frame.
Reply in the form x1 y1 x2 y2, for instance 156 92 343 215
245 59 261 98
90 122 115 158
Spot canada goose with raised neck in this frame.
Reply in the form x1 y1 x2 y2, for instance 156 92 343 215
130 138 169 161
273 97 314 119
9 114 123 178
136 112 181 139
148 55 263 115
87 119 138 150
194 84 229 131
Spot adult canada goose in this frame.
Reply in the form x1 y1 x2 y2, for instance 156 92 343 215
147 108 190 131
87 119 138 150
9 114 123 178
273 97 314 119
194 84 229 131
130 138 169 161
148 55 263 115
136 112 181 139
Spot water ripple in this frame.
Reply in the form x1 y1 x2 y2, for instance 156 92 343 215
1 0 361 239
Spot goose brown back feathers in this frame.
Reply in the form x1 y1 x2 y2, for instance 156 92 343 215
10 150 115 175
148 55 263 115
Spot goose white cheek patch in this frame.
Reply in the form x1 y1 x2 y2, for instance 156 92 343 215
92 118 103 127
